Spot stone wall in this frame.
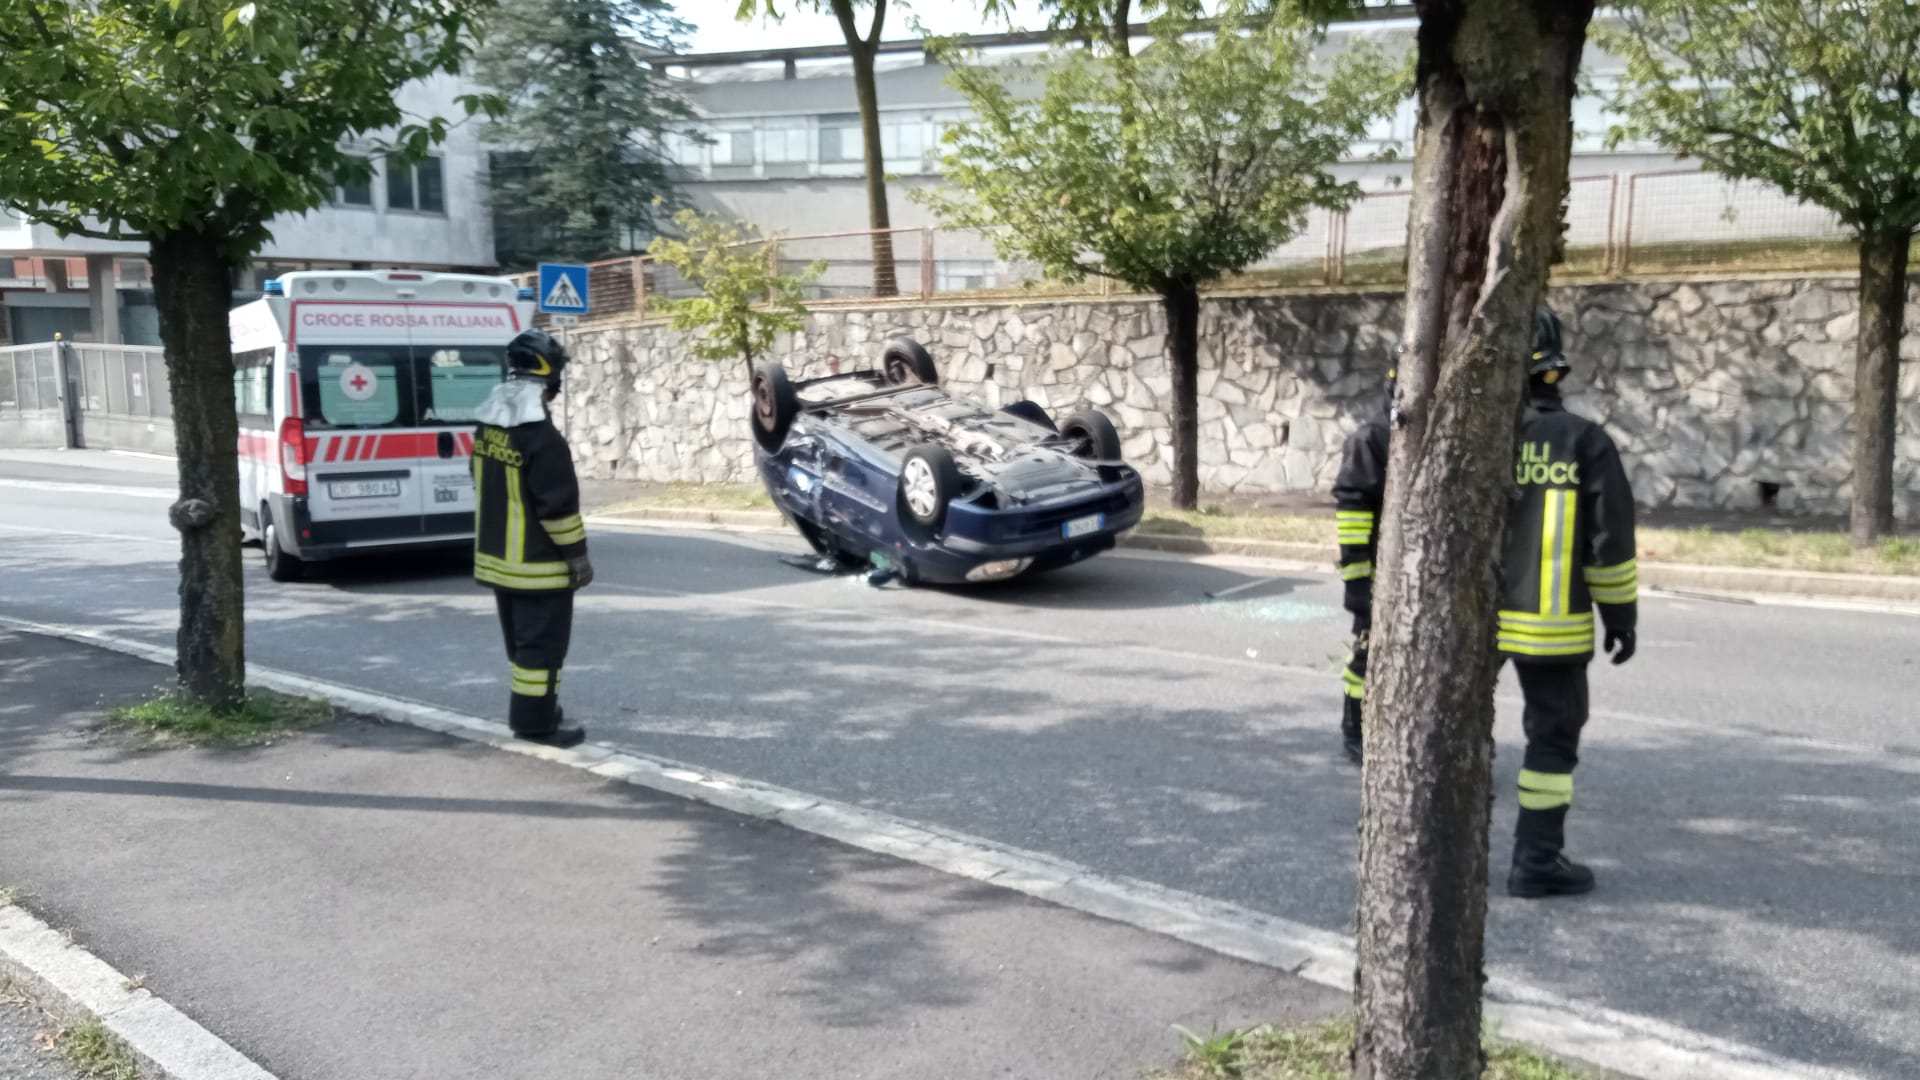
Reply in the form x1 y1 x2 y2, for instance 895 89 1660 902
556 277 1920 520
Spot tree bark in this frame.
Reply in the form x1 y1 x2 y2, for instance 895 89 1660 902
150 227 246 711
843 33 898 298
1353 4 1593 1079
1851 227 1906 547
1161 282 1201 509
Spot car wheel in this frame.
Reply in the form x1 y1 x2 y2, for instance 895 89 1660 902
262 505 305 583
897 444 962 540
750 361 799 452
881 337 939 386
998 399 1057 431
1060 409 1123 461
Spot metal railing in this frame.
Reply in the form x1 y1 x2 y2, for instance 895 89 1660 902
0 341 170 452
0 343 63 416
507 167 1864 322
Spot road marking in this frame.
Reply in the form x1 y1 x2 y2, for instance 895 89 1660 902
1204 573 1293 599
0 614 1863 1080
0 478 173 499
0 522 171 545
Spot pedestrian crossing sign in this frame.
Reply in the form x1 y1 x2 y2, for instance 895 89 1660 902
536 263 589 315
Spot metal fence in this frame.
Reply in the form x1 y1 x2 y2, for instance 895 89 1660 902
0 343 63 416
0 341 171 452
506 167 1864 323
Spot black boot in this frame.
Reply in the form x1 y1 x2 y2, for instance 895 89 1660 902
1507 851 1595 898
1340 696 1363 765
510 697 587 748
1508 804 1593 897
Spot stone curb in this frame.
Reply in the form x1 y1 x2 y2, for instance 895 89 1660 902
0 904 277 1080
0 616 1862 1080
588 506 1920 604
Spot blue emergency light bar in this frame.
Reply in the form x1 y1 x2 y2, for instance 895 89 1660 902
517 287 535 300
262 279 284 296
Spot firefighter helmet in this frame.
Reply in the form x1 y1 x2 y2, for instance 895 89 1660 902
1529 307 1570 383
506 329 570 386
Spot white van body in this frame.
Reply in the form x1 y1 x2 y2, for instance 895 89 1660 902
231 269 536 579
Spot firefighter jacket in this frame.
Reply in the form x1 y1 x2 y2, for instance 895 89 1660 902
1332 399 1391 622
1499 394 1637 664
471 383 587 594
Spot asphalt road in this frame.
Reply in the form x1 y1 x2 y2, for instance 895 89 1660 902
3 449 1917 1078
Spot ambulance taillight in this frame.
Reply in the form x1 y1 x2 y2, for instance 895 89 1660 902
279 417 309 495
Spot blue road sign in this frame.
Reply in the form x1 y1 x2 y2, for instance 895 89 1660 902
536 263 589 315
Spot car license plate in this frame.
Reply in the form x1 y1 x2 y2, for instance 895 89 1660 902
1062 513 1105 539
329 479 401 500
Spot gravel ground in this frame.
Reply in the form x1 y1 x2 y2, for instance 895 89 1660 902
0 982 84 1080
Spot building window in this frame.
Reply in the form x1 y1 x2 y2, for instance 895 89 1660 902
763 125 809 164
336 155 373 207
817 113 862 163
386 155 446 214
880 119 925 164
711 130 755 167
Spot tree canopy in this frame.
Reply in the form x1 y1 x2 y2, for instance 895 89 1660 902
647 207 822 371
917 5 1406 295
1600 0 1920 236
476 0 694 266
0 0 495 260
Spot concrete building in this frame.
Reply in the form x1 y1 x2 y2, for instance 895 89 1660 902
659 13 1694 241
0 75 496 348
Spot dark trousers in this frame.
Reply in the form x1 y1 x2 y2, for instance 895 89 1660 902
1513 660 1590 860
494 589 574 735
1341 637 1368 740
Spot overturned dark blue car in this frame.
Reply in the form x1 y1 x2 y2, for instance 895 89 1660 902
749 337 1145 586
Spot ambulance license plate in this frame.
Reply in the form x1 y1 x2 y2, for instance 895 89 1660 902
329 479 401 500
1062 513 1105 539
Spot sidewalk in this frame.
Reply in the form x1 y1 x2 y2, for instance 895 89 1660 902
0 630 1342 1080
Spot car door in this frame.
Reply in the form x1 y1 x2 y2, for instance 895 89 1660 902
408 332 504 538
301 343 426 537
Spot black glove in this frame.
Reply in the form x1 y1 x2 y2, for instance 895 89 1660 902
1604 627 1636 665
566 554 595 591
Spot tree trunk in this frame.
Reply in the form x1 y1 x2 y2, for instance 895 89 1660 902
150 228 246 711
1353 4 1593 1079
1161 283 1201 509
1851 228 1906 547
847 43 898 298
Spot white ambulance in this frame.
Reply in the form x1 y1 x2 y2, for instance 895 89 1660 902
230 269 537 581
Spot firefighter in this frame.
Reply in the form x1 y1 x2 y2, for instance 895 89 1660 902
1330 361 1394 764
472 328 594 748
1500 307 1638 898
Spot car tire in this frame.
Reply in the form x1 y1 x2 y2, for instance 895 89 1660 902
881 337 939 386
1060 409 1123 461
750 361 799 452
263 504 305 583
897 444 962 540
998 399 1057 431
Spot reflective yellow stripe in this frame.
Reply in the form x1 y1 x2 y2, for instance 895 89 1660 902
1336 511 1374 544
1498 637 1594 657
1340 561 1374 581
542 514 586 547
1584 559 1636 583
1537 489 1577 616
475 552 570 590
1585 559 1637 605
1342 667 1365 699
471 454 483 542
1518 769 1573 810
505 464 525 565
